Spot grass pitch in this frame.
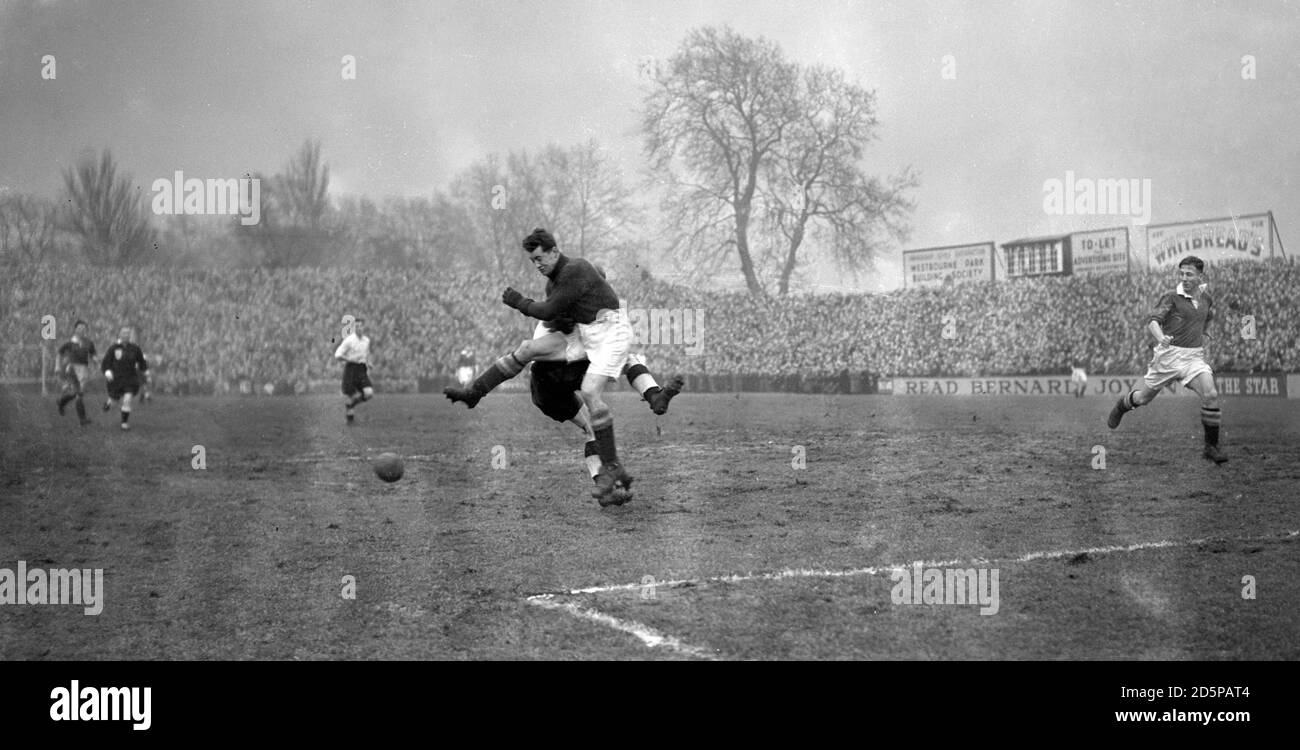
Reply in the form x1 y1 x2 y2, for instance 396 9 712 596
1 385 1296 660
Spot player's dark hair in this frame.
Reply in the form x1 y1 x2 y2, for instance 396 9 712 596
522 228 556 252
73 319 87 328
1178 256 1205 273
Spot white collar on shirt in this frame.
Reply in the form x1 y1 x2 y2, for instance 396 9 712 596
1176 282 1206 307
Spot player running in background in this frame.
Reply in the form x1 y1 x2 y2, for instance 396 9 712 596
446 228 637 503
455 348 475 388
1107 256 1228 463
56 319 96 426
334 316 374 424
101 325 149 431
1070 362 1088 398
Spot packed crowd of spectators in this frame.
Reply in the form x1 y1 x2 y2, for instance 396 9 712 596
3 259 1296 393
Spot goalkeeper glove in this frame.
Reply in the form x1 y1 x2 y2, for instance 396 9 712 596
502 287 531 312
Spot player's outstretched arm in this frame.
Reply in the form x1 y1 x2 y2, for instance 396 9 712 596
503 284 579 322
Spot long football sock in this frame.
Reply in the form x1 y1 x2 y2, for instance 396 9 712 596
1118 390 1140 413
583 440 602 481
1201 406 1221 445
58 393 75 412
593 423 620 469
75 397 86 421
472 354 525 395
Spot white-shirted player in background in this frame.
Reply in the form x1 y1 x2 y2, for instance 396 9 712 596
1070 362 1088 398
456 348 475 388
334 316 374 424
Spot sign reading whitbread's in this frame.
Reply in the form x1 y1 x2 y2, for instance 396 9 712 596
902 242 995 288
1146 212 1285 268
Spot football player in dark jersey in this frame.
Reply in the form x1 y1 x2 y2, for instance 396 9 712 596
56 319 97 426
1107 256 1227 463
101 326 150 431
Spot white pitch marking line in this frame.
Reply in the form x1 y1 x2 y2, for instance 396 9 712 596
531 529 1300 597
527 595 720 660
526 529 1298 660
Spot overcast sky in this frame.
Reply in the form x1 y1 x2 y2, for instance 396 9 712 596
1 0 1296 290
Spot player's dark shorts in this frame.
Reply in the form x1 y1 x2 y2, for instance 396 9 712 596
530 360 590 422
106 379 140 401
341 362 372 396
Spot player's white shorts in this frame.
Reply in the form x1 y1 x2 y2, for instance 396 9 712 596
532 321 586 363
1143 344 1212 390
456 366 474 386
577 308 632 379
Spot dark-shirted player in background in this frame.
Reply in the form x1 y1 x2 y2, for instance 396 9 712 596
334 316 374 424
1107 256 1228 463
101 325 149 431
56 319 96 426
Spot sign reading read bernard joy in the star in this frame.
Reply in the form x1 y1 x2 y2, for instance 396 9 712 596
1146 212 1284 268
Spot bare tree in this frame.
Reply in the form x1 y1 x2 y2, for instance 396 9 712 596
550 140 640 262
238 140 340 266
643 26 914 296
0 193 60 262
446 141 639 276
762 66 917 295
446 152 517 276
643 27 796 296
61 150 156 265
278 139 331 230
334 194 458 268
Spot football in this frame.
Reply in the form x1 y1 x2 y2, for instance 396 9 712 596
373 452 404 482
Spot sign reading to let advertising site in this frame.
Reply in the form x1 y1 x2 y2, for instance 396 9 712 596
1069 227 1130 276
1146 212 1284 268
901 242 995 289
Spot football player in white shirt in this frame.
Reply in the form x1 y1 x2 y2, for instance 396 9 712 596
334 317 374 424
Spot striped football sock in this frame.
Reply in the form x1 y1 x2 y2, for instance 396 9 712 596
1201 406 1221 446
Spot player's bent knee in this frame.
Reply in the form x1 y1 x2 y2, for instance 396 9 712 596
523 332 566 363
584 398 611 424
